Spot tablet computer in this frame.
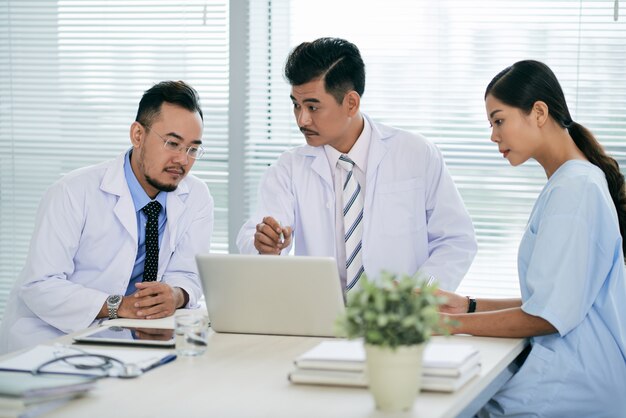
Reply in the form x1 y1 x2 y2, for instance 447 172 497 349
73 325 175 347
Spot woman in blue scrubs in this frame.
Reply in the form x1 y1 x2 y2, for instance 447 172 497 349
439 60 626 417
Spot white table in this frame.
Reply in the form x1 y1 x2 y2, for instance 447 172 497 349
26 326 526 418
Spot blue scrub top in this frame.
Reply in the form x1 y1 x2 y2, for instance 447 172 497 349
480 160 626 418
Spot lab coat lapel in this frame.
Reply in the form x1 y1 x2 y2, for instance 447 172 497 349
162 180 189 258
100 153 138 243
364 116 391 210
298 146 333 188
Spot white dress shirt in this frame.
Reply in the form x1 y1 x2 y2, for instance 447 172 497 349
323 118 371 288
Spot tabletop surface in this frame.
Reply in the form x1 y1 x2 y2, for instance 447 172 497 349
16 321 526 418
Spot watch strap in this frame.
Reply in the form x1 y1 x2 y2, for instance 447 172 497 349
107 295 122 319
466 296 477 313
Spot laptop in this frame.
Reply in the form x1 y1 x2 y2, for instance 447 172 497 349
195 254 345 337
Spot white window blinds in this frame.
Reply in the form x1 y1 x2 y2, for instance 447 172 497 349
244 0 626 297
1 0 624 322
0 0 229 318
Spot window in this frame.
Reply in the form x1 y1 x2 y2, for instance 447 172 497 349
243 0 626 297
1 0 625 320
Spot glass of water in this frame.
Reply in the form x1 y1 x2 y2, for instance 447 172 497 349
175 313 209 356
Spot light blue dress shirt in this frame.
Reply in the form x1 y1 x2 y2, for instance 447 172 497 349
480 160 626 417
123 150 168 296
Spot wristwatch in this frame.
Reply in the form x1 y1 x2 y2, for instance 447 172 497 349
106 294 123 319
466 296 477 313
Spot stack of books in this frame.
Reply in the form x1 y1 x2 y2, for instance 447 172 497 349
0 371 97 418
288 340 480 392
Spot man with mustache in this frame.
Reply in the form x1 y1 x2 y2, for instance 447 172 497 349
0 81 214 353
237 38 476 292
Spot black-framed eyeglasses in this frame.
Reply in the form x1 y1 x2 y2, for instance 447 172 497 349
33 350 143 379
143 125 205 160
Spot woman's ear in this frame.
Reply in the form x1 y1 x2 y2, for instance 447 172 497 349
345 91 361 117
532 101 549 127
129 121 145 147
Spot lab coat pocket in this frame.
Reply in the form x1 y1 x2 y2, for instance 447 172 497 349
376 178 425 236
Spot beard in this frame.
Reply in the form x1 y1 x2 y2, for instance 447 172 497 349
145 173 179 193
136 147 185 193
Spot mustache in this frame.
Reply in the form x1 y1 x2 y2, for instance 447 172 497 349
164 166 186 175
300 127 318 136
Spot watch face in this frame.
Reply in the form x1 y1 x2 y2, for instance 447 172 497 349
108 295 121 305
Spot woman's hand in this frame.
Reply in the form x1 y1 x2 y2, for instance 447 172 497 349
436 289 469 314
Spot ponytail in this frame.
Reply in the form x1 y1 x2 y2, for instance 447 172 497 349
568 122 626 258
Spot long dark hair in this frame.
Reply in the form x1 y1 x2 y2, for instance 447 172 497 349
486 60 626 257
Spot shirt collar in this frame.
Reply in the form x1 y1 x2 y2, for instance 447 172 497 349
324 115 372 172
124 149 167 212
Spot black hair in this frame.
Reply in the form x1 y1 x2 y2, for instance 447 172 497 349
486 60 626 257
135 80 203 128
284 37 365 104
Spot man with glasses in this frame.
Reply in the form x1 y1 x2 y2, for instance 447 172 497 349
0 81 213 354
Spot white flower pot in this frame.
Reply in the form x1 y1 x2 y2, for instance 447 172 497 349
365 343 425 412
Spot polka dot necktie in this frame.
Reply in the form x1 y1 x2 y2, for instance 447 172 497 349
142 201 162 282
337 155 365 291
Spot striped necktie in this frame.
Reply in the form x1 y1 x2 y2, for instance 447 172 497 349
142 200 162 282
337 155 365 291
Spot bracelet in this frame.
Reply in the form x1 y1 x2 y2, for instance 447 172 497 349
466 296 477 313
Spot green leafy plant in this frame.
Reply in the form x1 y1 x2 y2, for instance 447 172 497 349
336 272 450 349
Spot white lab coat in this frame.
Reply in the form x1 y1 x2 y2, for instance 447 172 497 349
0 153 214 354
237 115 476 290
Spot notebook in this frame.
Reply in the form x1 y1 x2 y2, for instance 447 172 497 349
195 254 345 337
288 339 481 392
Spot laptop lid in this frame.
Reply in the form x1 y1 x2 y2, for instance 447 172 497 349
195 254 345 337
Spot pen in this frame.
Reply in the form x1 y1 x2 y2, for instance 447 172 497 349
142 354 177 373
277 220 285 244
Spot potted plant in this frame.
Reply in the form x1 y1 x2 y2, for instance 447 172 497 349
336 272 447 412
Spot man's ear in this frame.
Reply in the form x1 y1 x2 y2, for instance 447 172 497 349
129 121 145 147
532 101 549 127
345 91 360 117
